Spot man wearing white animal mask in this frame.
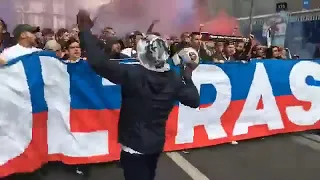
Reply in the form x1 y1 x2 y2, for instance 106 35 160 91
136 34 171 72
77 10 200 180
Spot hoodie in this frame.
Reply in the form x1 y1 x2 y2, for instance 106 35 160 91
79 30 200 154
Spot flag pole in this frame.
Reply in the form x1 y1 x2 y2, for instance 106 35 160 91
248 0 254 35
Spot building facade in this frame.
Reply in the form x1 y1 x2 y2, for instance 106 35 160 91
1 0 110 31
206 0 320 18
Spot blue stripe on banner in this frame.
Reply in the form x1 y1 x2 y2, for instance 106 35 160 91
10 53 320 111
68 59 299 109
6 51 58 66
198 60 293 105
21 55 48 113
68 60 121 110
200 84 217 105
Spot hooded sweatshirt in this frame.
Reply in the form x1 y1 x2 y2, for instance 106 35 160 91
79 30 200 154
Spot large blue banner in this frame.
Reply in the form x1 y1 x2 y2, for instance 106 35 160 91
1 52 320 177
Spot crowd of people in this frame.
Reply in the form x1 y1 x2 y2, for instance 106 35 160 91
0 9 310 180
0 16 297 64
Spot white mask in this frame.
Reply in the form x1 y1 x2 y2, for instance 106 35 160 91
136 34 170 72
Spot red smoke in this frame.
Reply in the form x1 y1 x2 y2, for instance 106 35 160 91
92 0 242 37
202 11 241 36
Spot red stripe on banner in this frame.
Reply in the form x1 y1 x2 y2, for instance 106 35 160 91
0 112 48 177
69 109 120 132
164 95 320 151
2 95 320 177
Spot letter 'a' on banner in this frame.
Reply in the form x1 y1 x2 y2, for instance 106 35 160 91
1 52 320 177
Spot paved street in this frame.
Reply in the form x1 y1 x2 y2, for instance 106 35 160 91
35 133 320 180
83 133 320 180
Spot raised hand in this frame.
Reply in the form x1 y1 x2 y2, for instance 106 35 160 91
152 19 160 25
77 10 95 30
0 55 7 65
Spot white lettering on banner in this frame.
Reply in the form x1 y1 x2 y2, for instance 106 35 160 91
0 62 33 165
40 57 109 157
102 78 115 86
287 61 320 125
233 63 284 136
175 65 231 144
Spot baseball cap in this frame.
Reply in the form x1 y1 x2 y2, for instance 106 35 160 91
133 31 142 36
13 24 40 38
128 31 143 39
44 40 61 51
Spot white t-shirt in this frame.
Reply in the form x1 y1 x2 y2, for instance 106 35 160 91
0 44 42 61
121 144 143 154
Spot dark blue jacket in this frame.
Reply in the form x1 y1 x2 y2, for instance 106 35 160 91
79 30 200 154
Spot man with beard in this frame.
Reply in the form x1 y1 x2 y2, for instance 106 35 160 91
0 24 41 61
234 34 253 61
77 10 200 180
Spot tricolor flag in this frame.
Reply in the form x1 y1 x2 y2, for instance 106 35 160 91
1 52 320 178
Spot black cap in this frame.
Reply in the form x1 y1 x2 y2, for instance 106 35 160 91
128 30 143 38
105 36 120 45
224 40 235 46
13 24 40 38
133 31 142 36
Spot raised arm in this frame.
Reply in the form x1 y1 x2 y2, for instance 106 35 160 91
146 20 160 34
177 67 200 108
77 10 130 85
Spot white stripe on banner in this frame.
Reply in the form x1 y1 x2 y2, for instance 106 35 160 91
0 61 33 165
102 78 116 86
39 56 109 157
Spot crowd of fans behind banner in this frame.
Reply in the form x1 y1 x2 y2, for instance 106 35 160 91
0 18 298 63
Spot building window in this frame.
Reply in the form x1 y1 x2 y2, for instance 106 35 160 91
28 1 44 13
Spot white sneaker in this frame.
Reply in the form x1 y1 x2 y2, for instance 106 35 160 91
231 141 238 145
182 150 190 154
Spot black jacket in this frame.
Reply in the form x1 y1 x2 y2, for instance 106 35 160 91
0 32 13 52
79 31 200 154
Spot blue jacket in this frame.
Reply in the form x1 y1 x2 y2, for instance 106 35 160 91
79 30 200 154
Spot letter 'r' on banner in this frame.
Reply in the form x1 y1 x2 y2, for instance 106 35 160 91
175 65 231 144
287 61 320 125
233 63 284 136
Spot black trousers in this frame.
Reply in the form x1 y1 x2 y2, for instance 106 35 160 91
120 151 161 180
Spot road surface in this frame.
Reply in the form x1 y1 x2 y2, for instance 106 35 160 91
43 133 320 180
